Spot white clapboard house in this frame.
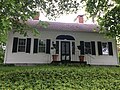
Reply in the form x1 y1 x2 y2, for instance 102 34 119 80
4 15 119 65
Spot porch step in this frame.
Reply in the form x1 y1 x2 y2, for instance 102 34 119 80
70 61 87 64
51 61 87 65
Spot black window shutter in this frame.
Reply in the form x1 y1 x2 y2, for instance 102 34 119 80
33 39 38 53
97 42 102 55
12 37 18 53
26 38 31 53
91 41 96 55
56 41 59 54
46 39 51 54
72 42 75 54
80 41 84 55
108 42 113 55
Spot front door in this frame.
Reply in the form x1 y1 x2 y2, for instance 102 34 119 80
61 41 71 62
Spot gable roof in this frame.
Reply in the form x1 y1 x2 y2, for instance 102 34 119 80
27 20 99 32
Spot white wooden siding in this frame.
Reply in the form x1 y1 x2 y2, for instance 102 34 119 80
4 29 119 65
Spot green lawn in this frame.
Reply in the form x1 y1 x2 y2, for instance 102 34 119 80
0 65 120 90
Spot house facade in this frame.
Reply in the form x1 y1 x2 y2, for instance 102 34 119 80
4 16 119 65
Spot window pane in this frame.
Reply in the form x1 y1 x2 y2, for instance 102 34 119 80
39 40 45 53
102 42 109 55
39 47 45 52
18 39 26 52
72 42 75 54
66 43 70 54
61 43 65 54
39 40 45 46
19 39 26 45
18 46 25 52
85 42 91 54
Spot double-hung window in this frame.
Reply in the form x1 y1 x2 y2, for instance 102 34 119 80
12 37 31 53
39 40 46 53
101 42 109 55
18 39 26 52
33 39 51 54
33 39 46 53
85 42 91 54
97 42 113 55
80 41 96 55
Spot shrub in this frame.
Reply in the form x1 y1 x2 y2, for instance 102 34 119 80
0 47 4 63
0 65 120 89
118 51 120 62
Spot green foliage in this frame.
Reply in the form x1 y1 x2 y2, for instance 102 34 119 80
1 0 119 43
99 5 120 38
81 0 120 39
0 0 81 43
118 51 120 62
0 47 4 63
0 65 120 89
0 43 5 63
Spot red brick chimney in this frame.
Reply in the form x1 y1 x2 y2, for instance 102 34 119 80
33 12 39 20
74 15 84 23
77 15 84 23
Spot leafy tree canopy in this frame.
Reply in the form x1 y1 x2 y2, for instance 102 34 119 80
81 0 120 39
0 0 81 44
0 0 120 43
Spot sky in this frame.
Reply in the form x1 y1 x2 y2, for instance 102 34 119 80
40 10 94 24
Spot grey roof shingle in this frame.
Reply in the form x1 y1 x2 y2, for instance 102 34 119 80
27 20 99 32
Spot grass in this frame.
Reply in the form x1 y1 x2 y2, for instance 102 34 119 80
0 65 120 90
